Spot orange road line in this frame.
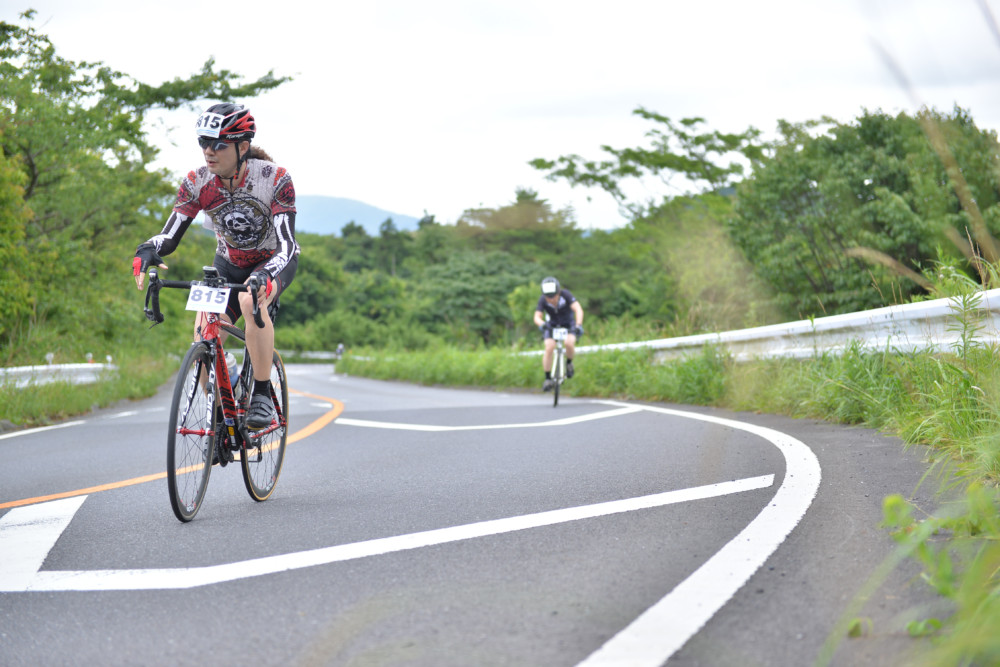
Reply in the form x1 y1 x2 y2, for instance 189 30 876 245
0 389 344 511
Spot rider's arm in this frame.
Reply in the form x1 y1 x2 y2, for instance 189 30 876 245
146 210 195 258
133 209 196 289
259 169 299 279
259 211 297 280
571 300 583 326
533 308 547 328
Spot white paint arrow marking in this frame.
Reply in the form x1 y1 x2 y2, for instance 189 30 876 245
0 496 87 592
0 475 773 592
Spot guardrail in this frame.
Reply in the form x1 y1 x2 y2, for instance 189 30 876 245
0 362 119 389
558 288 1000 362
8 289 1000 386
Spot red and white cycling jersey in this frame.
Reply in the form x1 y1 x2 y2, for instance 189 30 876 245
147 158 299 278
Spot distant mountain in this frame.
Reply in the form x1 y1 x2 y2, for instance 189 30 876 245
294 195 420 236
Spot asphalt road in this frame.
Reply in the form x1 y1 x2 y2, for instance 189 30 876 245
0 364 943 666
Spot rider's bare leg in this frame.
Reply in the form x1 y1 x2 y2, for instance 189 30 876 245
543 338 556 373
239 290 275 382
565 334 577 359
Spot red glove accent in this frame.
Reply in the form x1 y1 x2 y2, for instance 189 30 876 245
264 275 273 298
132 256 142 276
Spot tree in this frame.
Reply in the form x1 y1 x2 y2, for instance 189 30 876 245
339 221 375 272
402 213 458 273
0 11 291 357
277 234 348 326
454 187 580 264
530 107 764 218
416 250 542 345
0 147 33 351
376 217 410 276
729 107 1000 317
1 12 290 251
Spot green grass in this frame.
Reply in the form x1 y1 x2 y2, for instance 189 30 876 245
0 349 175 427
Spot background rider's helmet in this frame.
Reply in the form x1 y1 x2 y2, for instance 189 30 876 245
541 276 560 296
195 103 256 142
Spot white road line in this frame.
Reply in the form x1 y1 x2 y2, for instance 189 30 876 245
576 401 822 667
109 411 138 419
0 475 773 592
336 405 642 431
0 421 87 441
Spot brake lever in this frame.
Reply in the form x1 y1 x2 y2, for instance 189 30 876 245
143 269 164 326
247 275 265 329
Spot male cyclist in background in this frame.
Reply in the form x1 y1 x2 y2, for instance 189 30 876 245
132 103 300 429
533 276 584 392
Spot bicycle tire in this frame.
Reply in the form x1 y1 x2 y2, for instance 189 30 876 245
553 346 563 407
239 350 288 501
167 342 216 522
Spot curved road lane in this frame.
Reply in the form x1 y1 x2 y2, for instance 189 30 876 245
0 365 939 666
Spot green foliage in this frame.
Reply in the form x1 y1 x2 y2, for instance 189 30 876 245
416 250 543 345
846 617 873 638
729 108 1000 318
0 348 174 425
277 233 348 326
0 145 33 344
0 11 289 363
454 188 580 263
342 343 729 407
531 107 763 217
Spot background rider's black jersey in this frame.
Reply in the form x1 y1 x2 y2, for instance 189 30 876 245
536 289 578 328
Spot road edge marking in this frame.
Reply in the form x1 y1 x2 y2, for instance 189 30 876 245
576 401 822 666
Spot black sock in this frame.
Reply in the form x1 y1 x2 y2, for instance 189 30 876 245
545 371 552 379
253 379 270 396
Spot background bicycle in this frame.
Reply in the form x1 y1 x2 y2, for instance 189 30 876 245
550 326 568 407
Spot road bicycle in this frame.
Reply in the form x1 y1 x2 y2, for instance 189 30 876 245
550 326 569 407
144 265 289 522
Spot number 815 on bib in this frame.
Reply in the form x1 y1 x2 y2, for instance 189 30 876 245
185 285 230 313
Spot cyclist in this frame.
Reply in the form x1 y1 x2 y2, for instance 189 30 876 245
533 276 584 391
132 103 300 429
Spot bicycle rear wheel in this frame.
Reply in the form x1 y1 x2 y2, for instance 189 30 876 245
239 350 289 501
167 342 216 522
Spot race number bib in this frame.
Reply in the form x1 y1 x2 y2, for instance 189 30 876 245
552 327 568 341
185 285 230 313
195 111 224 138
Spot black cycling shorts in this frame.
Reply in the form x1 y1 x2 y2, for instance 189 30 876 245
542 321 576 340
213 254 298 324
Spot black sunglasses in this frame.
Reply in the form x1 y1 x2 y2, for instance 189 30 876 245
198 137 231 151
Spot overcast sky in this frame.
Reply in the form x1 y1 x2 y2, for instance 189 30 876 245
6 1 1000 230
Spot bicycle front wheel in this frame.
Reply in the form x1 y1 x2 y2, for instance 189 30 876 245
167 342 216 522
239 350 289 501
553 347 563 408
